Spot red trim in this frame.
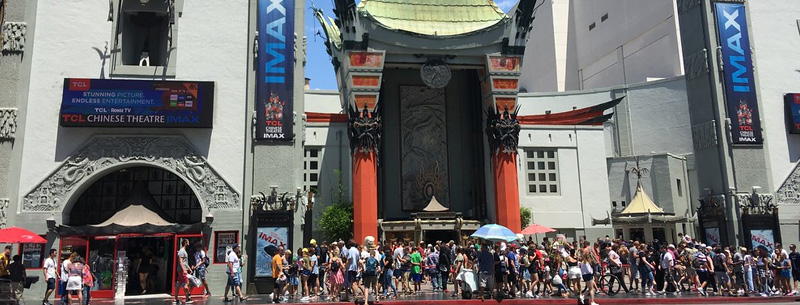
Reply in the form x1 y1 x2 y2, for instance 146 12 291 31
306 112 348 123
213 231 239 265
518 97 622 126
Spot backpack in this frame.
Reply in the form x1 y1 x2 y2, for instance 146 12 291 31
365 257 378 276
401 254 412 270
330 259 341 272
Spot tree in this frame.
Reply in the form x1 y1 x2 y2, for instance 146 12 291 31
520 206 532 228
319 170 353 242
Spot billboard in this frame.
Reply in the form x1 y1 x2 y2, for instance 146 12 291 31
254 226 289 277
715 2 762 144
255 0 294 140
751 229 775 253
60 78 214 128
705 227 721 246
785 93 800 134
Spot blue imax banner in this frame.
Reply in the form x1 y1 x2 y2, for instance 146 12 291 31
256 0 294 140
715 2 763 144
60 78 214 128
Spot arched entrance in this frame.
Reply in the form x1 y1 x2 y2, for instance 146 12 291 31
60 166 205 297
69 166 203 226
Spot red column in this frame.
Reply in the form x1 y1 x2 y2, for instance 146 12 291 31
352 150 378 243
493 152 521 232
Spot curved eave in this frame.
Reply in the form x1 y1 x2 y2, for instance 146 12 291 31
361 13 511 39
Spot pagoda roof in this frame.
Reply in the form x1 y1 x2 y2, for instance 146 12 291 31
620 184 666 215
356 0 509 37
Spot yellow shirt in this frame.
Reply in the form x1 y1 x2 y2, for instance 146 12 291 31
271 254 283 279
0 254 9 276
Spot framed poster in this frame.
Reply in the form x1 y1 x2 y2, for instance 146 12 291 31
214 231 239 264
254 227 289 278
750 229 775 252
20 239 46 268
705 227 721 246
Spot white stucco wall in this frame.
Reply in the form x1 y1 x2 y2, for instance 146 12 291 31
17 1 248 208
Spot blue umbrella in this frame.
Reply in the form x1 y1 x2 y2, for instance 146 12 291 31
471 224 518 242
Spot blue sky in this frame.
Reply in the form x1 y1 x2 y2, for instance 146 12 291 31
303 0 517 90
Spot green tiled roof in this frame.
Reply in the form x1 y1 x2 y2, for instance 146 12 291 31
357 0 509 37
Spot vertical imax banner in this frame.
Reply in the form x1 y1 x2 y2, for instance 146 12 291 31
715 2 763 144
256 0 294 140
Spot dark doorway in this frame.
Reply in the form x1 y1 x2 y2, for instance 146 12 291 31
424 230 459 245
118 236 174 295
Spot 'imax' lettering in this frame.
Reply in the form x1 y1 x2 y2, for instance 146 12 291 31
716 2 762 144
256 0 294 141
723 9 749 92
263 0 287 84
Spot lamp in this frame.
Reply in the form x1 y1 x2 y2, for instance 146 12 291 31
205 212 214 224
46 214 56 232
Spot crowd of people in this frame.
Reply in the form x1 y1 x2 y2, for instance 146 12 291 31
263 235 800 305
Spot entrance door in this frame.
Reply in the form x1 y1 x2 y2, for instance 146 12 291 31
117 234 173 296
172 234 205 296
57 236 88 299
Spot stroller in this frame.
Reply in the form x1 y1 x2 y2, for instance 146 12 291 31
0 279 15 305
458 269 480 299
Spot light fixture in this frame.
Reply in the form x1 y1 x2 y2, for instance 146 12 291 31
205 212 214 224
46 214 56 231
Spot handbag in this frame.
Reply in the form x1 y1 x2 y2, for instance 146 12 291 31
187 274 202 287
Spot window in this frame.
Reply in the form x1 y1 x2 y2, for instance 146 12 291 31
612 201 617 208
110 0 180 77
524 149 560 195
589 22 596 31
303 148 322 192
677 179 683 197
621 201 626 207
601 13 608 22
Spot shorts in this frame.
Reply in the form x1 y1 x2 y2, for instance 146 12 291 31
478 273 493 288
411 273 422 283
288 276 299 286
363 275 377 287
582 274 594 282
176 271 188 284
393 269 402 278
47 278 56 290
714 271 730 285
697 270 709 283
782 270 791 279
195 267 207 280
568 267 581 280
735 272 744 285
347 271 358 284
301 269 312 277
522 269 531 281
793 270 800 281
227 272 241 287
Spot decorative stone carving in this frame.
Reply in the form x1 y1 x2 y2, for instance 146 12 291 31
692 120 718 150
486 105 521 155
737 191 776 215
348 103 381 158
777 161 800 205
684 48 708 80
677 0 701 14
420 59 451 89
249 186 300 212
23 136 240 212
0 198 8 229
0 108 18 139
2 22 26 52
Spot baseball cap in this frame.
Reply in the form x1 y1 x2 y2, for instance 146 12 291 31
302 248 309 253
232 243 239 249
310 239 317 245
668 244 675 249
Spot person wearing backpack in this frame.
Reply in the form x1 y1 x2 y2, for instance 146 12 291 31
362 249 381 305
193 242 211 297
327 246 344 302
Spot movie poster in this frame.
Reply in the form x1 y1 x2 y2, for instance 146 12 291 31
21 242 44 268
255 227 289 277
214 231 238 264
715 2 763 144
705 227 721 246
256 0 294 140
750 229 775 252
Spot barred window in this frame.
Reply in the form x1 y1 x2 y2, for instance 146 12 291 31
524 149 560 195
303 147 322 191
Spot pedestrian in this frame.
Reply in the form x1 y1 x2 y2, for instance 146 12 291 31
299 248 312 301
65 256 83 305
81 257 95 305
426 246 440 291
638 245 655 295
743 247 755 295
60 252 77 305
309 247 319 300
732 246 746 295
476 242 494 301
193 242 211 297
437 244 451 294
410 246 423 293
317 241 328 297
271 246 285 304
42 249 57 305
9 254 26 304
779 252 792 295
328 246 344 301
223 243 244 302
284 249 298 301
362 248 380 305
657 245 678 294
138 246 154 294
580 248 598 305
381 247 396 299
607 243 628 294
712 247 732 296
174 239 193 304
789 244 800 295
0 245 11 279
451 247 466 298
345 241 365 302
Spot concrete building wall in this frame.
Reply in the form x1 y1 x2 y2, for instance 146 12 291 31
747 0 800 243
522 0 684 92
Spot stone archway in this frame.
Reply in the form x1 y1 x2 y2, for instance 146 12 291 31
23 136 240 222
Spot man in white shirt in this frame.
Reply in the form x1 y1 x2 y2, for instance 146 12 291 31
658 245 678 294
345 242 364 301
224 244 245 302
42 249 57 305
